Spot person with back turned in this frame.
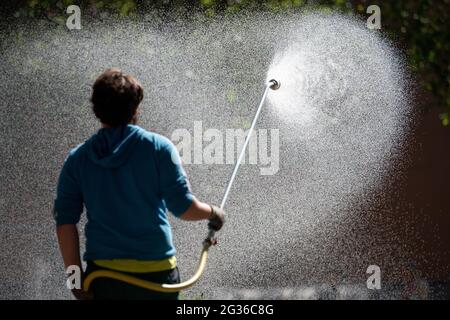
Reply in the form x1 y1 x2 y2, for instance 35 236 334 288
54 68 225 300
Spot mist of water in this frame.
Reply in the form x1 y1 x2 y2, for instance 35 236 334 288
266 13 410 214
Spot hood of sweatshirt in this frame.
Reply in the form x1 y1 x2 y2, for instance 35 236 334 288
86 124 141 169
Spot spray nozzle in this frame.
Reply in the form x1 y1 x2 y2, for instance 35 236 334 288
268 79 281 90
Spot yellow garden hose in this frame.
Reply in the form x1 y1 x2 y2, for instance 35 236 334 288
84 241 212 293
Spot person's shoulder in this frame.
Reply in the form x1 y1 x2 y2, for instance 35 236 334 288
66 129 99 160
68 142 86 157
133 126 174 150
59 142 86 170
64 141 88 163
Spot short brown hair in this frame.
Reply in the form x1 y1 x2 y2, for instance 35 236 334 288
91 68 144 127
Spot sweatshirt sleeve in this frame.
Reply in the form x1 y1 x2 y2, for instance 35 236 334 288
53 154 84 225
157 137 194 217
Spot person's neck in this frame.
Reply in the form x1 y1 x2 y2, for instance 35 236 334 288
101 118 137 129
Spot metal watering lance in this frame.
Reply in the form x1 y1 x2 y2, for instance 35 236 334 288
83 79 281 293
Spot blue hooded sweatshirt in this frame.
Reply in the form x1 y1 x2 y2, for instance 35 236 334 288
54 125 193 261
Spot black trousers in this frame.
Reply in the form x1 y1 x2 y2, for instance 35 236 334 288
85 261 181 300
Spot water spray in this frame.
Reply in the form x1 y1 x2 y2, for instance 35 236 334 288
83 79 281 293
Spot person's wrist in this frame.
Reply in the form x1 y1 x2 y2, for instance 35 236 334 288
208 204 215 220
